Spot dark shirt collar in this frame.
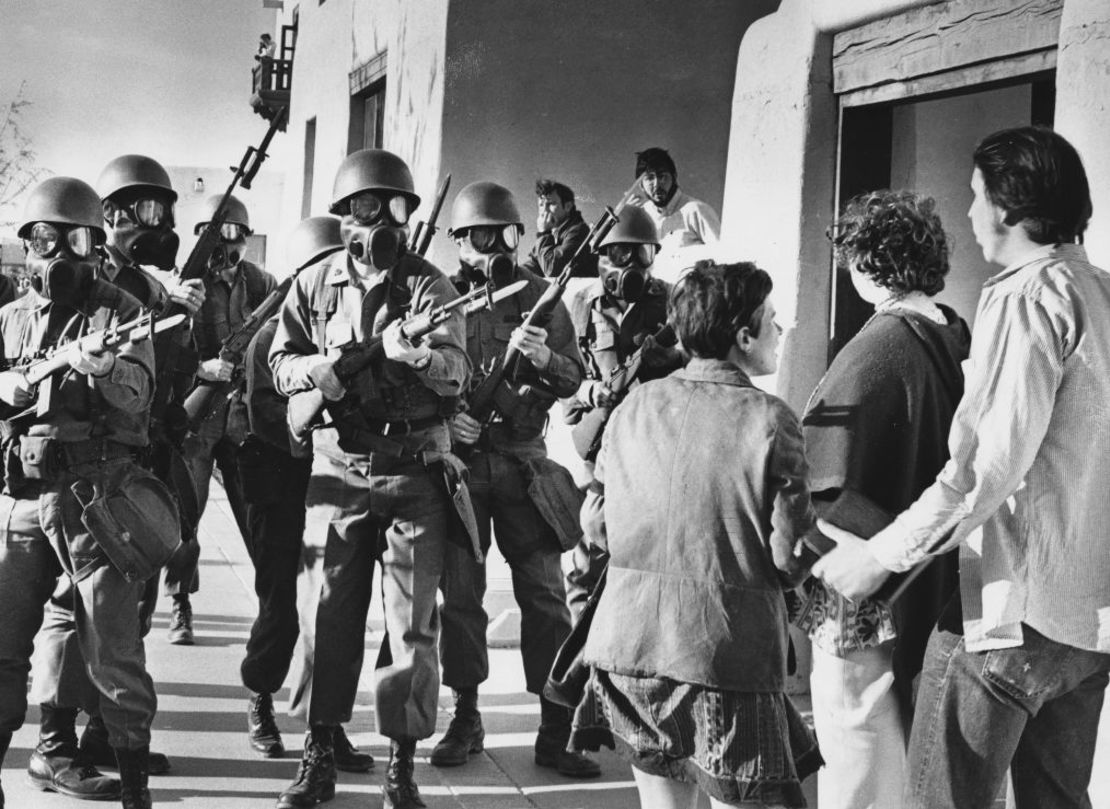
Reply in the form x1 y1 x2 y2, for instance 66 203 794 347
552 207 584 239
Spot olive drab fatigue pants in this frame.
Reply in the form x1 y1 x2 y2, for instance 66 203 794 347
287 427 451 741
0 464 156 750
439 447 573 695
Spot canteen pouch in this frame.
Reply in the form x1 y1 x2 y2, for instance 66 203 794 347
440 452 484 564
73 466 182 582
20 435 59 481
522 456 584 551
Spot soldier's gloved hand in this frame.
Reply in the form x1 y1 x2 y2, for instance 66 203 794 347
509 324 552 369
450 412 482 446
166 278 206 314
577 379 614 409
0 371 33 407
68 341 116 377
383 320 432 367
197 358 235 382
307 356 346 401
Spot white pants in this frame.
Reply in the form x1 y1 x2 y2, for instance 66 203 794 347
810 641 905 809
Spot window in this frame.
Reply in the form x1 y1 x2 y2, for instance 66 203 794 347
348 51 387 152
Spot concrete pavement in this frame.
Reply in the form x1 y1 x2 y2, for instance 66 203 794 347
4 478 1110 808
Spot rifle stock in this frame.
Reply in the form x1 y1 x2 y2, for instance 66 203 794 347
182 275 293 431
287 279 527 440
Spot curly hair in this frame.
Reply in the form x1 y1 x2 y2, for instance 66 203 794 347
831 190 949 297
669 260 772 360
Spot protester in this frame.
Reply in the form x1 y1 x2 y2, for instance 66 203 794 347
795 189 968 809
520 179 597 278
572 260 821 808
814 126 1110 809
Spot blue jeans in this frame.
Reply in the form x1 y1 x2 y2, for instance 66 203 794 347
907 623 1110 809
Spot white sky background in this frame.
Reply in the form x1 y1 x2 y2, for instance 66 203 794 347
1 0 285 231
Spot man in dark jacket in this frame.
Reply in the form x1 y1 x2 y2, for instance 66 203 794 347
520 179 597 278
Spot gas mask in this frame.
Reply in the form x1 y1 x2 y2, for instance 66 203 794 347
205 222 249 275
103 194 179 270
455 224 520 289
600 242 656 303
23 222 100 306
341 191 413 271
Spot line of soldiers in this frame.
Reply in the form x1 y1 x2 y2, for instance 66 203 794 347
0 146 686 809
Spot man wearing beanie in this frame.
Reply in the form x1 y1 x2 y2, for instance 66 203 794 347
629 147 720 282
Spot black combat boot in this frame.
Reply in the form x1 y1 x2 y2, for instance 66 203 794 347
332 725 373 773
429 687 483 767
534 697 601 779
247 692 284 758
167 594 194 645
27 705 120 800
382 739 425 809
1 728 11 809
114 747 151 809
79 714 171 775
276 725 336 809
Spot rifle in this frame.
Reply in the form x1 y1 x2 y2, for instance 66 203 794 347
181 274 294 431
287 279 528 440
150 108 287 433
9 312 187 418
570 324 677 462
465 207 621 424
409 173 451 257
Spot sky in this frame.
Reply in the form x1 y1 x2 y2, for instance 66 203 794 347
1 0 284 229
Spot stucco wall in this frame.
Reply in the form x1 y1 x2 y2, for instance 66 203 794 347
432 0 777 271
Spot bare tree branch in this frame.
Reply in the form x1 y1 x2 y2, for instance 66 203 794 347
0 81 49 228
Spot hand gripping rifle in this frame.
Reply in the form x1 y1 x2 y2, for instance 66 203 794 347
10 312 187 419
465 207 621 425
151 108 287 431
571 323 677 462
181 275 294 431
287 279 529 441
409 174 451 257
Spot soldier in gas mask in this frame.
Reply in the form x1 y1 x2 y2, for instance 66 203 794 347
179 194 275 644
0 177 164 809
563 205 685 616
269 149 470 809
431 181 599 779
24 156 197 796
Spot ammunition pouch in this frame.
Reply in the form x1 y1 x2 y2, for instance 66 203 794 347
522 456 584 551
71 464 182 583
19 435 59 482
489 383 554 441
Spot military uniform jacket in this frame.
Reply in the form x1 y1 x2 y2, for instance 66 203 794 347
270 250 469 453
0 281 154 446
564 277 679 424
459 267 583 448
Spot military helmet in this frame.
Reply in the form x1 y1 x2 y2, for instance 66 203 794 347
287 215 342 271
194 193 252 235
599 204 660 249
449 181 522 235
96 154 177 203
329 149 420 215
18 177 106 240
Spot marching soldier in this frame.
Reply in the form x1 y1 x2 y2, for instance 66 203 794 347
178 193 276 644
25 155 201 794
432 181 599 778
0 176 175 809
236 215 373 774
563 205 684 616
269 149 469 809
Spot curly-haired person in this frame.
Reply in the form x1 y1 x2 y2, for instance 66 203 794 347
794 190 970 809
